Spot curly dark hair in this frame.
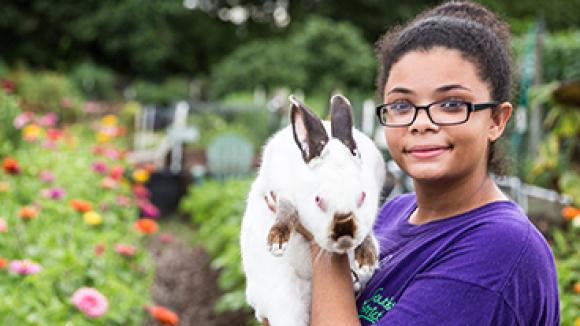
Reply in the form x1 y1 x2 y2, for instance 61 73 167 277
375 0 513 175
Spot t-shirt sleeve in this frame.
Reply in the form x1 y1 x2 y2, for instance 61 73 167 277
374 276 517 326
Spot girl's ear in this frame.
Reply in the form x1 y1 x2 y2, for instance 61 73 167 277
489 102 512 142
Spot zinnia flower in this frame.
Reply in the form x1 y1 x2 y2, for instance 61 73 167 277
562 206 580 221
132 185 150 199
104 148 121 160
0 218 7 232
100 177 118 190
0 257 7 269
139 200 160 218
83 211 103 225
9 259 41 275
134 218 158 234
115 244 137 256
37 112 58 128
61 97 74 109
46 128 63 141
39 170 55 183
0 181 10 192
41 187 66 200
71 287 108 318
101 115 118 126
2 157 20 175
91 161 108 174
158 233 174 244
146 305 179 325
23 124 43 141
94 244 105 256
116 195 131 206
109 165 124 180
132 169 150 183
70 199 93 213
19 206 39 220
13 112 34 129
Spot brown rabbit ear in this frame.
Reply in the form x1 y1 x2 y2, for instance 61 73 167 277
330 95 358 156
290 95 329 163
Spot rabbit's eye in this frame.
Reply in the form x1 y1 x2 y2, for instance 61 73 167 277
357 192 366 208
315 196 327 212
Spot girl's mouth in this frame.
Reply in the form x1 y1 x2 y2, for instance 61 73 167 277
404 144 453 159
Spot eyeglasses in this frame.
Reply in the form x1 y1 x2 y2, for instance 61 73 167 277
376 99 499 127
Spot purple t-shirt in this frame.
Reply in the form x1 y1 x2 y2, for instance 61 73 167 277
356 193 559 325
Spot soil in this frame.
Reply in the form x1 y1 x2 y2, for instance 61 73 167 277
145 225 252 326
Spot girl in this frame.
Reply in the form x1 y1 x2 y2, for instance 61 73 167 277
309 1 560 325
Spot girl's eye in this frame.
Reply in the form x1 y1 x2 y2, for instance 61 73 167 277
389 101 413 111
438 99 467 111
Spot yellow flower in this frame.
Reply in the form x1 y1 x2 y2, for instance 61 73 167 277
132 169 150 183
101 114 118 126
83 211 103 225
96 131 111 143
23 124 43 141
576 317 580 326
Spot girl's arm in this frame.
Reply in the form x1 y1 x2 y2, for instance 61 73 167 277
310 243 361 326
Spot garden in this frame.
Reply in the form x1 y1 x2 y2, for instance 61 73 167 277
1 1 580 325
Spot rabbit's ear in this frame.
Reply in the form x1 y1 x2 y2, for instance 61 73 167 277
290 95 329 163
330 95 358 156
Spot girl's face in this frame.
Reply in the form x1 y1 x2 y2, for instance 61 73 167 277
383 47 511 183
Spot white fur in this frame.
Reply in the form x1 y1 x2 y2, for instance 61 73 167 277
240 118 385 325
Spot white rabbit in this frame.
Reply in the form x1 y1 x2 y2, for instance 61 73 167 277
240 94 386 326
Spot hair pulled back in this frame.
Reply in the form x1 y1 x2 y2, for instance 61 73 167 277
376 1 513 175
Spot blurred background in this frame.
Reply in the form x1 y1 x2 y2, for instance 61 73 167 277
0 0 578 325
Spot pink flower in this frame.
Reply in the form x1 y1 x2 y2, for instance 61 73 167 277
37 112 58 127
84 101 101 114
39 171 55 183
94 244 105 256
139 200 160 218
105 148 121 160
41 187 66 200
115 244 137 256
13 112 34 129
9 259 42 275
91 161 108 174
0 218 7 232
71 287 108 318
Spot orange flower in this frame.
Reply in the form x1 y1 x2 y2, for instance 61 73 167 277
575 282 580 294
19 206 38 220
146 305 179 325
2 157 20 175
134 219 159 234
0 257 7 269
562 206 580 220
70 199 93 213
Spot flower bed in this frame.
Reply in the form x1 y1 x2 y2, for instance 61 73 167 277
0 104 164 323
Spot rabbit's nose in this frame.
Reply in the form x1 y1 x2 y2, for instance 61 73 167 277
331 212 357 240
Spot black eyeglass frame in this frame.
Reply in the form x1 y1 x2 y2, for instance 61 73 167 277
375 100 499 127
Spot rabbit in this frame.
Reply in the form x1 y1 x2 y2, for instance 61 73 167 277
240 94 386 326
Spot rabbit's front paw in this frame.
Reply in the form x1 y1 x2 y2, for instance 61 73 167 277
267 223 292 257
353 235 379 291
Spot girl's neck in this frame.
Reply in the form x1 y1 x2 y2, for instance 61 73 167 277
409 170 507 225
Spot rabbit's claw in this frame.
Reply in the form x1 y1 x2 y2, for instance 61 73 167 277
267 223 291 257
352 235 379 292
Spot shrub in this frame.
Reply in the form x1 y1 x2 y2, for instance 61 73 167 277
179 178 253 315
70 62 119 101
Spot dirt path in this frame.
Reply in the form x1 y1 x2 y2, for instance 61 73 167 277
145 222 251 326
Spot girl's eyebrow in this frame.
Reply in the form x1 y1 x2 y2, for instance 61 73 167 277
387 84 471 96
435 84 472 93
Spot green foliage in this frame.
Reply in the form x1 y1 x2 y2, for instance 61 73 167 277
0 125 154 324
526 82 580 205
129 77 190 105
0 90 22 155
550 225 580 325
70 62 118 101
211 16 375 98
179 177 253 315
12 70 84 122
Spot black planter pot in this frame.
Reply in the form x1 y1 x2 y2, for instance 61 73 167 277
145 170 187 217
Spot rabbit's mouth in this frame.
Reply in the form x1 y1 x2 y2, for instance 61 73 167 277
330 212 357 251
